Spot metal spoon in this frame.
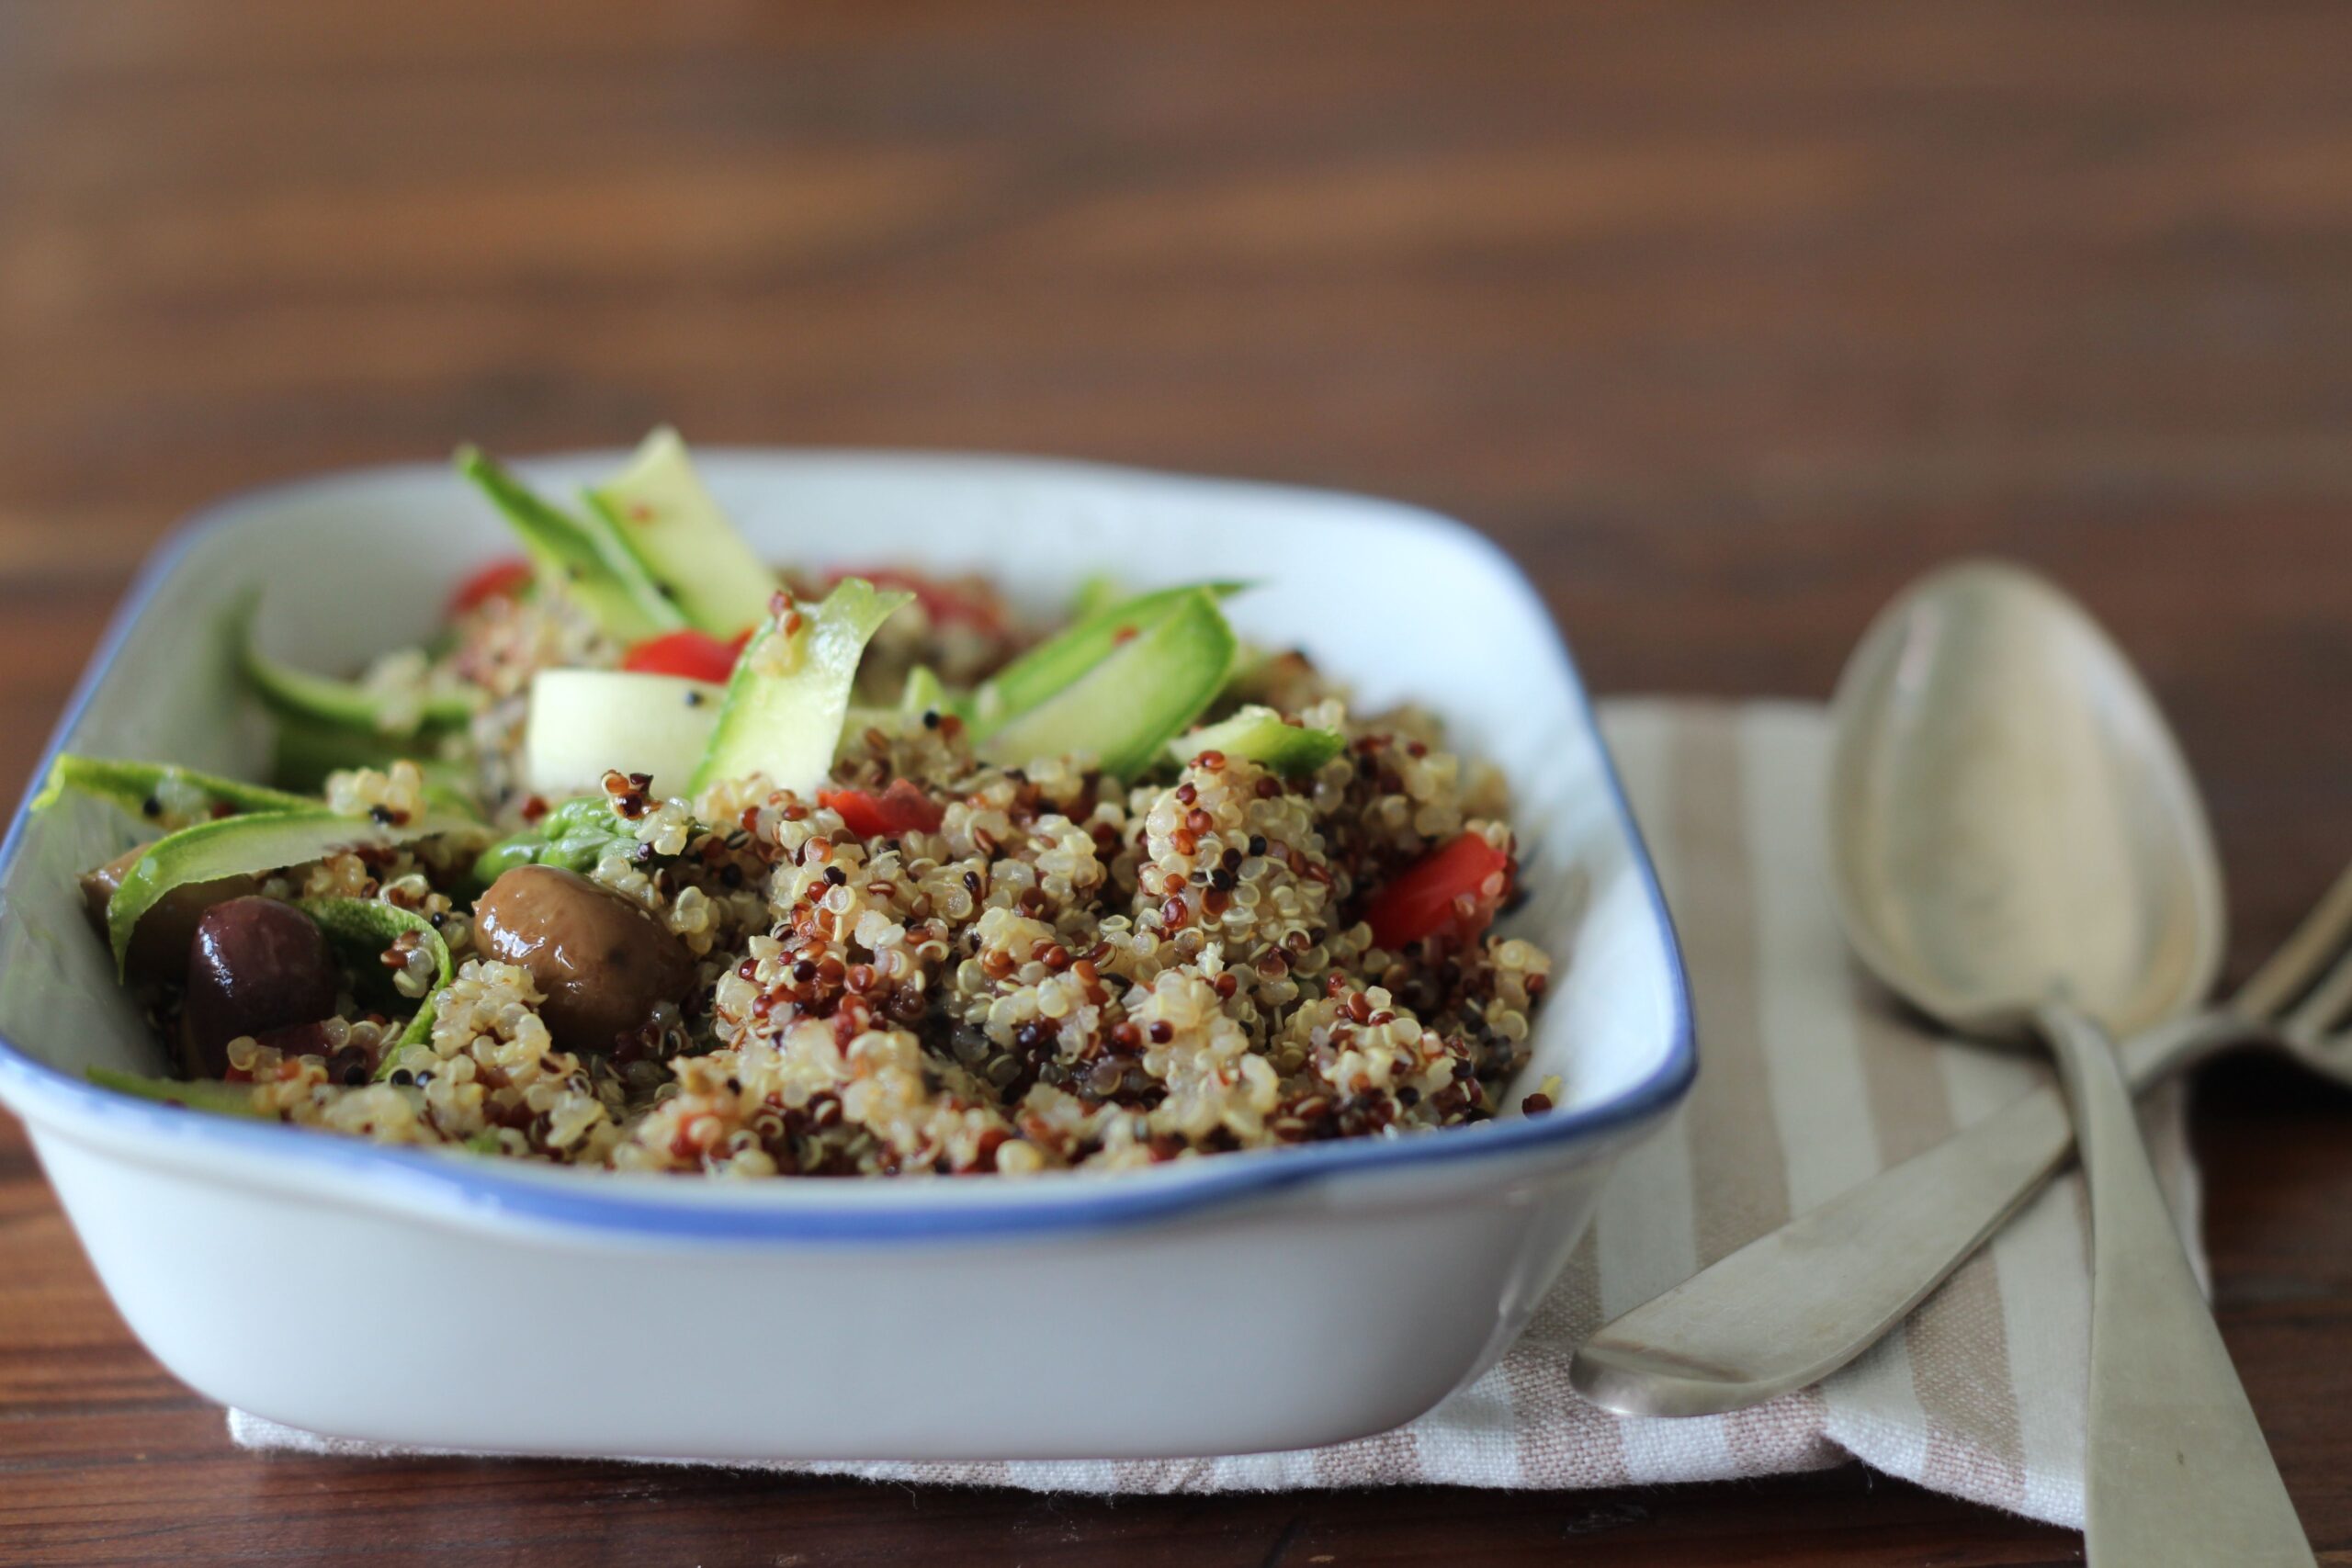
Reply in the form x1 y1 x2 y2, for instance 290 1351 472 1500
1826 560 2309 1565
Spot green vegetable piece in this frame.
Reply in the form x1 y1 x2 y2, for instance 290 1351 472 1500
261 716 482 816
979 591 1238 779
523 668 720 802
270 711 406 792
973 581 1249 736
267 712 461 796
691 577 913 795
86 1066 270 1119
1068 573 1126 621
30 755 312 823
899 664 954 719
418 782 486 824
107 807 479 977
300 897 453 1066
235 593 476 738
469 795 639 886
584 427 781 637
457 446 684 643
838 664 970 751
1169 705 1343 776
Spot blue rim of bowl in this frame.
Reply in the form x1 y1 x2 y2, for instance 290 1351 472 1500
0 455 1697 1246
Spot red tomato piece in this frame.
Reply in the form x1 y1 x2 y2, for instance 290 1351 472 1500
448 556 536 615
621 629 741 683
819 779 946 838
827 567 1005 634
1364 832 1513 951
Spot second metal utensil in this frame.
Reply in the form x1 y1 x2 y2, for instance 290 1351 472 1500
1571 861 2352 1426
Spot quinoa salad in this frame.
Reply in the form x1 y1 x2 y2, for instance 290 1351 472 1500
48 432 1556 1177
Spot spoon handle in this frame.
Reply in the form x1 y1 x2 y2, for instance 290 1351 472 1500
2035 1001 2312 1567
1569 1010 2238 1417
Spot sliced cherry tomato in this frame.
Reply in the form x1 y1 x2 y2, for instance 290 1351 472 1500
1364 831 1513 951
827 567 1005 634
820 779 946 838
448 556 536 615
621 629 742 683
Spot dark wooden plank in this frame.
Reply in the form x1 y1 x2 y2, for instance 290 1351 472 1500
3 0 2351 1561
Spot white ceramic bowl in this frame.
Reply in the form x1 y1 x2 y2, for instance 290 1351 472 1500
0 452 1692 1461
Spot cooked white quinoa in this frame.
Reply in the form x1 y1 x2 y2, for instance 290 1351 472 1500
126 575 1555 1177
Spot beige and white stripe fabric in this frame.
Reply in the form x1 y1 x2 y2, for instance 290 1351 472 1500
232 701 2198 1529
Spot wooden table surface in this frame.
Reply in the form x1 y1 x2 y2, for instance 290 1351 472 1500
5 3 2351 1562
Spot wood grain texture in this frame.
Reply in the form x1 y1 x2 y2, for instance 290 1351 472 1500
2 1 2349 1562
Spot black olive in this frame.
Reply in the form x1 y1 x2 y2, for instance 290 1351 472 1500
183 898 337 1077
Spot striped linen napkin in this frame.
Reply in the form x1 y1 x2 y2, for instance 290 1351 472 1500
232 700 2199 1528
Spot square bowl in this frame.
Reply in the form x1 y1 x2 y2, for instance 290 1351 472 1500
0 451 1692 1461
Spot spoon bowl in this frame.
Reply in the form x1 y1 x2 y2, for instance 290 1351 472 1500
1827 559 2223 1040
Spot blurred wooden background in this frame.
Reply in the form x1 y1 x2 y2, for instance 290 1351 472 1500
4 2 2351 1562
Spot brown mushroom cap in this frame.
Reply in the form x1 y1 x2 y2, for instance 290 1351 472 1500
472 865 694 1055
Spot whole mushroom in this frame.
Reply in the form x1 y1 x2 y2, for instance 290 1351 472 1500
472 865 694 1055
